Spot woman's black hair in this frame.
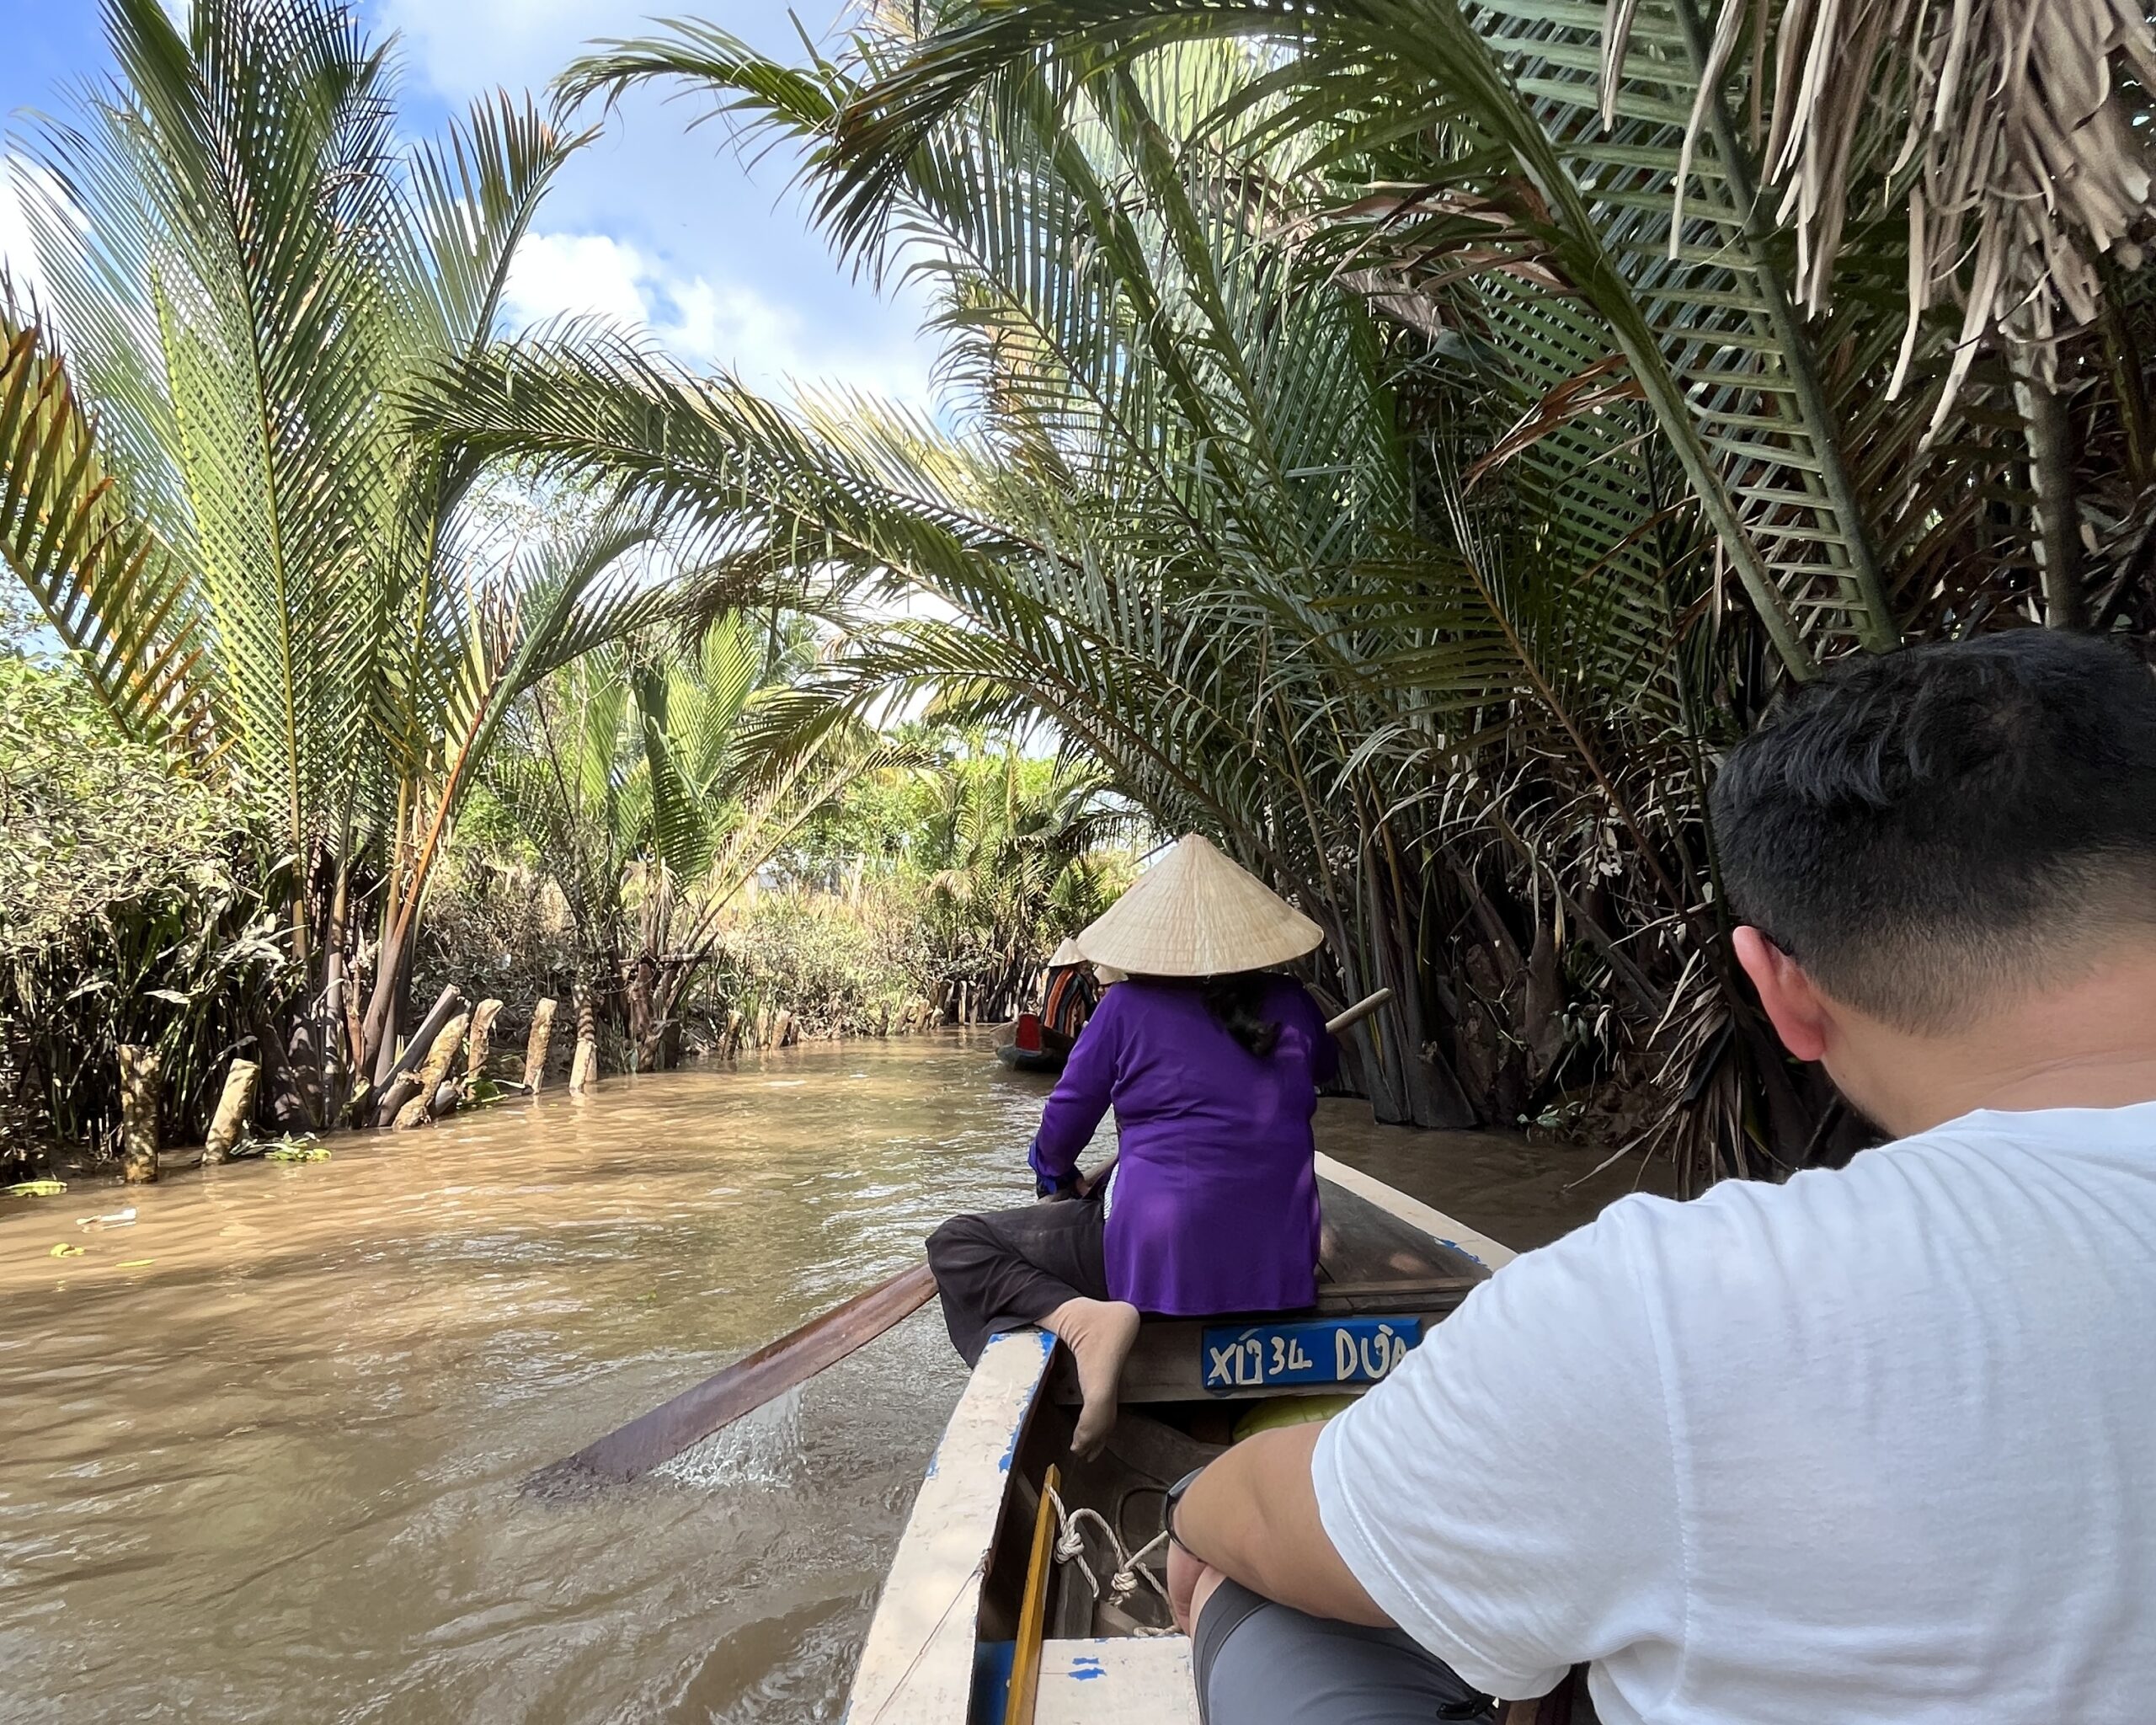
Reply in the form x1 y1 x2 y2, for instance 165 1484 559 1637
1201 970 1281 1057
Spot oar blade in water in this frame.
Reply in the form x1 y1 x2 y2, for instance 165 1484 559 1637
533 1262 938 1491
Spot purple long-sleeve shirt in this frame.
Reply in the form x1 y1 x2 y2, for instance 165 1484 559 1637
1028 976 1339 1316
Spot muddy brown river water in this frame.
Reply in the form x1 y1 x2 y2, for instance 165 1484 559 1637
0 1033 1658 1723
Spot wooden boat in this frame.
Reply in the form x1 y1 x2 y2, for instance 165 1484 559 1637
995 1014 1072 1075
844 1154 1566 1725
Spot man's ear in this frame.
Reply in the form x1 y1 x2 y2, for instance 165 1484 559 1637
1732 926 1831 1063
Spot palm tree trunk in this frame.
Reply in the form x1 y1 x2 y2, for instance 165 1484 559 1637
2019 374 2084 629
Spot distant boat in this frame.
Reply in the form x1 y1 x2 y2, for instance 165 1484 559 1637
842 1156 1563 1724
995 1012 1070 1075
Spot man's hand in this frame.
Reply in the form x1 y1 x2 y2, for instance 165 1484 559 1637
1167 1543 1231 1636
1167 1540 1204 1634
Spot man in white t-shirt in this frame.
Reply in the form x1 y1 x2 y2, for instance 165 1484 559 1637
1163 630 2156 1724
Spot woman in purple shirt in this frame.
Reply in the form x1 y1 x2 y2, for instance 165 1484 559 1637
926 836 1336 1456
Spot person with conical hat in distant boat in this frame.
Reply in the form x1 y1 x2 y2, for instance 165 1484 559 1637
1037 937 1101 1055
926 834 1337 1457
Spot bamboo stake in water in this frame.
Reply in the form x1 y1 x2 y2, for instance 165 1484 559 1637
117 1045 159 1184
523 999 557 1091
465 999 504 1085
392 1012 467 1131
202 1059 259 1164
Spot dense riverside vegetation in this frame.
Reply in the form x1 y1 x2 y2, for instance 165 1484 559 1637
4 0 2153 1188
0 0 1130 1167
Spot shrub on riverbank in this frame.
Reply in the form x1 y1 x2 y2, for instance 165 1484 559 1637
0 650 287 1168
700 886 930 1041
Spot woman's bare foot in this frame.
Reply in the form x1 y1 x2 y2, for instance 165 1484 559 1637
1042 1297 1142 1459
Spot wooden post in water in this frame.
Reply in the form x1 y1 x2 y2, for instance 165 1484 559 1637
523 998 558 1090
392 1012 468 1130
202 1058 259 1163
568 990 600 1095
372 985 465 1125
465 998 504 1084
771 1008 796 1050
117 1044 159 1183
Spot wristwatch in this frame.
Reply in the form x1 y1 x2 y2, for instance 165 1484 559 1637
1162 1466 1207 1551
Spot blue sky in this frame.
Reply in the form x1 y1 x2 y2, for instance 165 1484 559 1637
0 0 937 403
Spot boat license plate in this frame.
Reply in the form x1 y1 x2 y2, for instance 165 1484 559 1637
1198 1316 1423 1393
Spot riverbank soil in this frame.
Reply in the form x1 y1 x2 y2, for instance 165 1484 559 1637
1315 1097 1676 1252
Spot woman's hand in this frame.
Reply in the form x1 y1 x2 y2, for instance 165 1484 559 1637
1072 1153 1118 1200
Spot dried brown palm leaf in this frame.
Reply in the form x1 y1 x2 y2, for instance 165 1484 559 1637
1618 0 2156 430
1464 353 1647 490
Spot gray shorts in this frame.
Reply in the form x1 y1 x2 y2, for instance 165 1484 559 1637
1192 1579 1496 1725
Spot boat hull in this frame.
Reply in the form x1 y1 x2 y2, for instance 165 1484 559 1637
995 1044 1067 1075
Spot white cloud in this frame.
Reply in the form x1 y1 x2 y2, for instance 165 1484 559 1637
504 227 933 405
664 277 803 369
376 0 940 407
504 230 651 330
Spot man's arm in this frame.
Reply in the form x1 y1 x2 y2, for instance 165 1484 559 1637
1163 1204 1680 1703
1171 1423 1392 1626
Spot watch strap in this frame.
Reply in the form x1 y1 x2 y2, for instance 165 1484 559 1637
1162 1466 1207 1551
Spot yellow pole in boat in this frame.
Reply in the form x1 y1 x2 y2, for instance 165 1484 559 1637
1006 1461 1062 1725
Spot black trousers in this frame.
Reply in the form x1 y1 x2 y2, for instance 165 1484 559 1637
1193 1579 1497 1725
925 1194 1110 1365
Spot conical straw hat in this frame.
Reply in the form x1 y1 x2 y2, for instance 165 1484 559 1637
1075 834 1322 976
1049 937 1086 968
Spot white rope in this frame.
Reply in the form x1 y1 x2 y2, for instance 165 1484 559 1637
1046 1487 1174 1622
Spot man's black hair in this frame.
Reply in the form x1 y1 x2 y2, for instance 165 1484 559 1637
1710 630 2156 1030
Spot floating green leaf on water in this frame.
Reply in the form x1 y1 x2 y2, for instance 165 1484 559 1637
113 1259 154 1270
264 1138 331 1163
8 1180 67 1197
49 1242 85 1258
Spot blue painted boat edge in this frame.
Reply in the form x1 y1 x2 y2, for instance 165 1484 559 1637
840 1327 1058 1724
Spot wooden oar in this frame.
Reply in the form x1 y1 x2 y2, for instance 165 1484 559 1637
1322 985 1394 1038
531 1262 941 1491
534 985 1396 1489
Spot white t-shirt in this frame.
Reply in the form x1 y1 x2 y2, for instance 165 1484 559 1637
1314 1102 2156 1724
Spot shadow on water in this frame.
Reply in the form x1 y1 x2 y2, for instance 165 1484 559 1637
0 1032 1646 1722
